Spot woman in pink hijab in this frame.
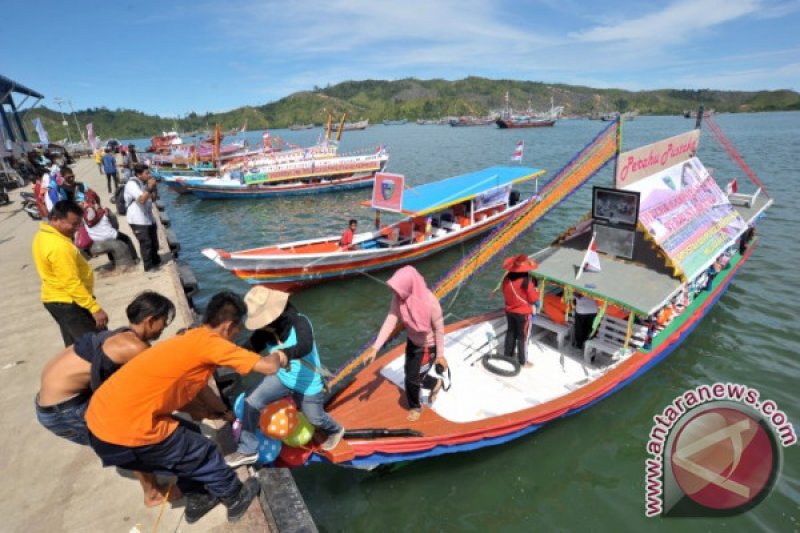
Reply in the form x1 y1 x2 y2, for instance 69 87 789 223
366 266 447 421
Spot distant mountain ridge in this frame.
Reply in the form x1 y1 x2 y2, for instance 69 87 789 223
26 76 800 140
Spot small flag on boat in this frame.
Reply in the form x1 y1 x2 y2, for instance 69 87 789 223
576 233 601 279
511 140 524 162
726 178 738 195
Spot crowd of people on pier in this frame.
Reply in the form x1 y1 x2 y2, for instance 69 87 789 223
30 181 454 524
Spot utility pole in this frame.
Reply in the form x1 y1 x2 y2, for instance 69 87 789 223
53 97 72 144
66 99 86 144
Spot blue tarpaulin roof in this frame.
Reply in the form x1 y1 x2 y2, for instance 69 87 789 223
391 166 545 215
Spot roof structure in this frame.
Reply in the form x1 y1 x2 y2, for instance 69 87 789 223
395 166 545 215
0 74 44 102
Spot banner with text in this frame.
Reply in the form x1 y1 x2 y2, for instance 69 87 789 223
475 184 511 211
616 129 700 189
630 157 747 279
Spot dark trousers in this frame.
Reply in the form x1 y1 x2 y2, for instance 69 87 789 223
573 312 597 350
404 340 439 410
116 231 139 261
105 172 119 193
130 223 160 271
43 302 98 346
89 419 241 499
503 312 530 364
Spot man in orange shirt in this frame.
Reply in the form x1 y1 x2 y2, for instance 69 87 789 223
85 291 288 524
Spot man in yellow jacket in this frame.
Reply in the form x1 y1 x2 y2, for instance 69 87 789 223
32 200 109 346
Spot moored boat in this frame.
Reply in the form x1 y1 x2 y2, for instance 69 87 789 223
173 149 389 199
383 119 408 125
332 119 369 131
202 166 545 291
448 116 495 127
298 120 772 468
496 94 564 129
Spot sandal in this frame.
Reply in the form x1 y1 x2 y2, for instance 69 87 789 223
407 409 422 421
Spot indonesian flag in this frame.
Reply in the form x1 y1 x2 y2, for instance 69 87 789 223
576 233 601 279
263 131 271 150
726 178 738 195
511 140 524 162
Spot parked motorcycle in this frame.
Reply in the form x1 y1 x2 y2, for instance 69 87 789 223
20 191 42 220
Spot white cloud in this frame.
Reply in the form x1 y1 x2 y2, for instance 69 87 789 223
569 0 760 45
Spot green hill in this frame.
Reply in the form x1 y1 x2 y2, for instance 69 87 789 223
26 77 800 140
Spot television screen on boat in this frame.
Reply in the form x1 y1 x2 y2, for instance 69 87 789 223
592 187 640 228
594 222 636 259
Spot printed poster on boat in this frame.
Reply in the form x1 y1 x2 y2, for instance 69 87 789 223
616 130 701 189
371 173 404 212
628 157 747 278
474 184 511 211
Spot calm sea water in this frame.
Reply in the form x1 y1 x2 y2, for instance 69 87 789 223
129 112 798 532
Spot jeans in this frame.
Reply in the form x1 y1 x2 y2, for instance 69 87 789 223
503 312 531 364
43 302 98 347
238 374 340 454
105 172 119 193
404 340 439 410
573 312 597 350
130 223 160 271
35 392 91 445
89 418 240 498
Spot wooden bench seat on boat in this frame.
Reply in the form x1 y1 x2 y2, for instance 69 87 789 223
531 313 570 349
583 315 647 363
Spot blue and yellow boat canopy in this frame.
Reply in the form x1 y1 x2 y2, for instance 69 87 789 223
366 166 545 216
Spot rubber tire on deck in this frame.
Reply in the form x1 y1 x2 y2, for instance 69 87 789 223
481 353 521 377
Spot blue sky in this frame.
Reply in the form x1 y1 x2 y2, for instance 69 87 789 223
3 0 799 117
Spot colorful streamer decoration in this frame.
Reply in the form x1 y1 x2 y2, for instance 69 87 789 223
327 120 621 392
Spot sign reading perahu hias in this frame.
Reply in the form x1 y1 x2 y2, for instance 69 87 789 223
615 130 701 189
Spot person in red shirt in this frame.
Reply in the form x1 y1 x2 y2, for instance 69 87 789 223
501 254 539 368
339 219 358 250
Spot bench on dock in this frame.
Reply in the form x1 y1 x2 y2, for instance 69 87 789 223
583 315 647 363
531 313 570 349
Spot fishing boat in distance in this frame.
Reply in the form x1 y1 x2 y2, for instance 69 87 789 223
332 119 369 131
288 123 315 130
303 119 772 468
201 166 545 292
449 116 495 127
496 94 564 129
383 119 408 125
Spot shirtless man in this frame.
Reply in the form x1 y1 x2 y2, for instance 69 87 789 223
35 291 177 507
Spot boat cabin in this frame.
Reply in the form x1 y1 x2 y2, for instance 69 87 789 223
362 166 542 248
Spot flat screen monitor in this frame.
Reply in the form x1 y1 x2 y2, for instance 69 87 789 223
592 187 640 228
594 222 636 260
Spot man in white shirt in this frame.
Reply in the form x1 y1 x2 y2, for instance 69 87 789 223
84 206 139 267
573 292 599 351
124 164 161 272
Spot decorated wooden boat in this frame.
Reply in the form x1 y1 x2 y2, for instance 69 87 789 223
202 166 545 291
169 149 389 199
294 119 772 468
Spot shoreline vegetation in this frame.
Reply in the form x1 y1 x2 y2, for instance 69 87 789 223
27 76 800 139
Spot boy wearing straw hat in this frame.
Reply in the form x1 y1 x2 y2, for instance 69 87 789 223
226 286 344 467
